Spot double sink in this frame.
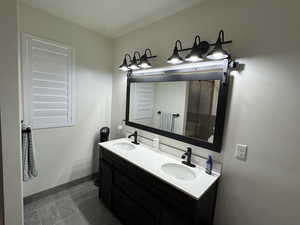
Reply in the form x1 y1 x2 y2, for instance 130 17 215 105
100 138 220 199
113 142 196 181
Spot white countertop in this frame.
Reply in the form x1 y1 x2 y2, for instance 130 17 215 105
99 138 220 200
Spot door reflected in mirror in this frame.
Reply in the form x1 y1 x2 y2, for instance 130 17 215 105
129 80 220 143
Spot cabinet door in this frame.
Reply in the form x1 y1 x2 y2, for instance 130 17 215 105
160 206 189 225
114 171 160 217
112 188 156 225
100 160 113 208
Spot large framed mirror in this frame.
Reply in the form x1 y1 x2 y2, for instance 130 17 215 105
125 62 229 152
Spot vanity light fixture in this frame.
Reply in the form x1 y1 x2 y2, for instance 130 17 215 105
119 50 157 72
119 30 233 72
139 48 156 69
167 36 210 65
128 51 141 70
185 35 210 62
167 30 232 64
167 40 184 64
119 53 132 72
207 30 231 60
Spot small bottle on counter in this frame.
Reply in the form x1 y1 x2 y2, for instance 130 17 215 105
153 135 160 151
205 155 213 175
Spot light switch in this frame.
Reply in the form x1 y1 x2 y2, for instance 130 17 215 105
235 144 248 161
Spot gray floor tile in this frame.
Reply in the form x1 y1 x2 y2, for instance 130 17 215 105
25 196 54 214
37 202 61 225
24 181 122 225
78 200 122 225
24 202 37 215
55 197 78 220
24 210 41 225
71 190 98 207
54 213 89 225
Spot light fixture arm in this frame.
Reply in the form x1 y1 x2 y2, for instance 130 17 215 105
124 53 132 62
177 33 232 53
175 40 183 51
142 48 157 59
144 48 152 57
176 37 202 53
194 35 201 46
210 40 232 46
133 51 141 61
210 30 232 47
219 30 225 42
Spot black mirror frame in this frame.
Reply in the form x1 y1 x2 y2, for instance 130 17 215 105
125 72 229 153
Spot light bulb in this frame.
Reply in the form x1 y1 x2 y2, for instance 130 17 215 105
185 55 204 62
119 66 129 71
207 51 227 60
167 58 183 64
128 64 140 70
139 63 151 69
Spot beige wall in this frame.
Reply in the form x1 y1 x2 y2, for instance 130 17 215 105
112 0 300 225
19 3 113 197
0 0 24 225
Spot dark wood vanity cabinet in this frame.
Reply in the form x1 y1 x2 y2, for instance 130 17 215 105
99 146 217 225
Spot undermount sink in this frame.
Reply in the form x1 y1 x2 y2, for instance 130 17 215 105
113 142 136 151
161 163 196 181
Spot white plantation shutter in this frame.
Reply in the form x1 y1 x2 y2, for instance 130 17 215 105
22 34 75 129
133 83 154 119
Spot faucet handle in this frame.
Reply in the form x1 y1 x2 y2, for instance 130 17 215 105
182 147 191 158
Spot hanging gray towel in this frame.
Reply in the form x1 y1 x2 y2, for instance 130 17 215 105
22 123 38 181
159 111 175 132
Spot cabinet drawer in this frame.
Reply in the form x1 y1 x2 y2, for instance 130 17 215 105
112 188 156 225
114 171 160 216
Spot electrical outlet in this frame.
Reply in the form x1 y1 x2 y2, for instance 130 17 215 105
235 144 248 161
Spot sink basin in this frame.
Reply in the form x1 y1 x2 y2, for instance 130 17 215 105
113 142 136 151
161 163 196 181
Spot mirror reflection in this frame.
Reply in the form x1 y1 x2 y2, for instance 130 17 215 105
129 80 220 143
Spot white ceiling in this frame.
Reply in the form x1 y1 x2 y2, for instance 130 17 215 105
21 0 204 38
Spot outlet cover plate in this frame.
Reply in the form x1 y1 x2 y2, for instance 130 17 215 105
235 144 248 161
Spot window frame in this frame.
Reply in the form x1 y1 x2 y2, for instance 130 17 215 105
21 33 76 129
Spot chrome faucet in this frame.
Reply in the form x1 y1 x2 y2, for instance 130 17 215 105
181 147 196 167
128 131 139 145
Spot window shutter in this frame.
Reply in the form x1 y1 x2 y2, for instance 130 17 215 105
133 83 154 120
22 34 75 129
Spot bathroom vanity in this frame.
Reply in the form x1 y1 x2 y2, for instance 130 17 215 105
98 139 220 225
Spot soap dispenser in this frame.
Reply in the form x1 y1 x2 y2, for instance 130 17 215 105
205 155 213 175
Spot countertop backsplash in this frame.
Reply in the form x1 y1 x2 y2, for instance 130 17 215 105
123 126 222 174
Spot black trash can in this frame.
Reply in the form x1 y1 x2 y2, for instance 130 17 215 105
95 127 110 187
100 127 110 142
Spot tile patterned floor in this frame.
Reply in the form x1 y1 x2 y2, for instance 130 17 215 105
24 181 122 225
